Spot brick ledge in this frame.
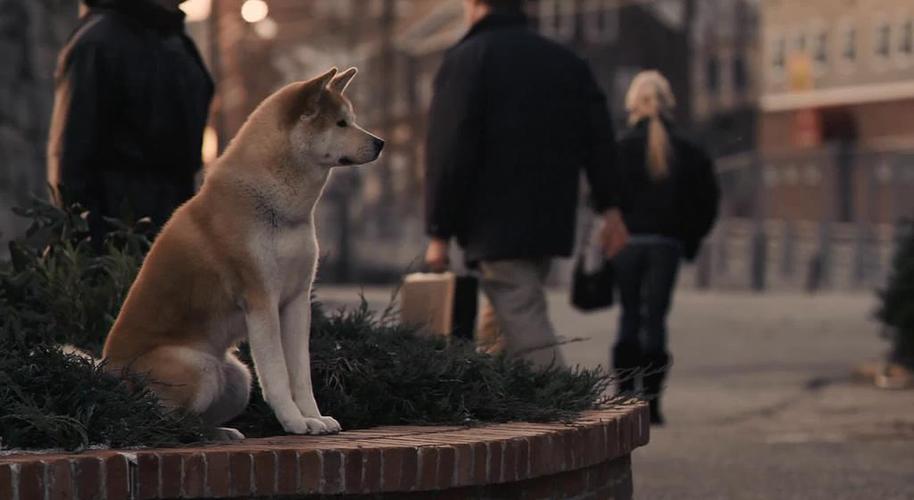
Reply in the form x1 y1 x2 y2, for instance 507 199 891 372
0 403 649 499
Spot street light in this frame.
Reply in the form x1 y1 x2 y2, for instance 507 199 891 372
241 0 269 24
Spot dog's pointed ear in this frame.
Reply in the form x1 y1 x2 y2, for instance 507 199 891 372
329 67 358 95
290 68 338 123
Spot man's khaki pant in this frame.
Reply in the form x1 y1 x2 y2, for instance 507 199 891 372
477 259 565 368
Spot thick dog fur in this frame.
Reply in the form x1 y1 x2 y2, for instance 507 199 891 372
102 68 383 438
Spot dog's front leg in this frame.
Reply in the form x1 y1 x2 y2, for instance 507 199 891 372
245 294 324 435
281 291 341 434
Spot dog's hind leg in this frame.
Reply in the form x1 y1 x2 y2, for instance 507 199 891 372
198 351 252 428
128 346 252 439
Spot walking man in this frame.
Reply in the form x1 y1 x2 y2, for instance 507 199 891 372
424 0 628 367
48 0 213 243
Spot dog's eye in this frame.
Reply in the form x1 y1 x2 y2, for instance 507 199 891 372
337 120 348 128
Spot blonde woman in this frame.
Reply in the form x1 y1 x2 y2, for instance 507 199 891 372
612 71 720 425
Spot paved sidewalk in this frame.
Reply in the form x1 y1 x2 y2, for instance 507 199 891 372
316 287 914 499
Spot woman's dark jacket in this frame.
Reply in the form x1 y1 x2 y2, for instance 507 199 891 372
424 11 620 263
47 0 213 227
615 119 720 260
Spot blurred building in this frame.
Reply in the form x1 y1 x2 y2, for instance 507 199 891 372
0 0 77 249
761 0 914 151
696 0 914 292
691 0 760 156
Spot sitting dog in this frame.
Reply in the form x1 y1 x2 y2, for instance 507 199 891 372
102 68 383 438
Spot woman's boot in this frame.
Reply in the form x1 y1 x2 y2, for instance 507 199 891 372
642 352 671 425
612 341 643 395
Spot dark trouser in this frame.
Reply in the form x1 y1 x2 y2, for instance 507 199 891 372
614 242 681 358
612 241 680 422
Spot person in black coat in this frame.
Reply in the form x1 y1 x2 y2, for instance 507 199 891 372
612 71 720 425
424 0 629 367
47 0 213 244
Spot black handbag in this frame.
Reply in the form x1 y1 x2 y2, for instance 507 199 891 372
571 213 616 311
451 275 478 341
571 256 615 311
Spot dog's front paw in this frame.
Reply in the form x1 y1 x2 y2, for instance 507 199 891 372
281 415 342 435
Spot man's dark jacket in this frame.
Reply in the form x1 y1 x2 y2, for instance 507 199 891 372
615 119 720 260
425 11 619 264
48 0 213 228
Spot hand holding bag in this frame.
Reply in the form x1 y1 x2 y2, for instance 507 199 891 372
571 215 615 311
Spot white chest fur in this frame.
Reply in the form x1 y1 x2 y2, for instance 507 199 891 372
250 222 319 302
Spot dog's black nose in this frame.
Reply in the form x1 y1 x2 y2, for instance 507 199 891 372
373 138 385 153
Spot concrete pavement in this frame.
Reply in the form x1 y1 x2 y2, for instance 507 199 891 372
316 286 914 499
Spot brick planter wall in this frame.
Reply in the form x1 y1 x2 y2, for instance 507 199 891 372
0 404 649 500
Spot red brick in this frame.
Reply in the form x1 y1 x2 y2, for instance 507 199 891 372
502 439 518 483
276 450 299 495
558 430 575 472
522 473 558 500
361 448 381 493
105 454 130 500
488 441 503 483
252 450 276 496
436 446 456 490
320 450 343 494
204 452 230 498
136 453 160 500
19 461 45 500
73 457 101 500
298 451 321 494
0 464 12 500
228 452 253 497
559 467 587 497
46 459 73 500
635 404 650 446
473 442 488 484
159 453 182 498
530 433 554 477
516 438 531 480
390 447 418 492
180 453 205 499
416 447 438 490
343 448 363 493
453 443 474 487
620 414 633 454
604 418 620 460
587 460 612 491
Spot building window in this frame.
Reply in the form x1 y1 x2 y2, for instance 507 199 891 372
733 55 747 91
538 0 576 42
814 31 828 65
794 32 807 53
901 19 913 56
876 22 891 58
706 56 720 93
772 36 787 71
842 27 857 62
582 0 618 43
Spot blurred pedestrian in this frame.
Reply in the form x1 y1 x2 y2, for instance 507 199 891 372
424 0 628 367
47 0 213 245
612 71 720 424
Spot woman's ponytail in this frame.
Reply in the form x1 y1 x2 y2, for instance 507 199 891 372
647 114 670 180
624 71 676 181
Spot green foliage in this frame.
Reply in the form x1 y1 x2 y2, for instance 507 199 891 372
0 198 152 353
0 199 613 451
877 221 914 368
0 341 208 451
230 303 613 437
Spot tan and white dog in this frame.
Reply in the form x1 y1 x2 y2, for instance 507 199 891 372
102 68 383 438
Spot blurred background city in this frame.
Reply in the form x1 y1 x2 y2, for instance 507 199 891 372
2 0 914 291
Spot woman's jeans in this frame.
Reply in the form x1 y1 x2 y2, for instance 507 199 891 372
614 241 681 360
